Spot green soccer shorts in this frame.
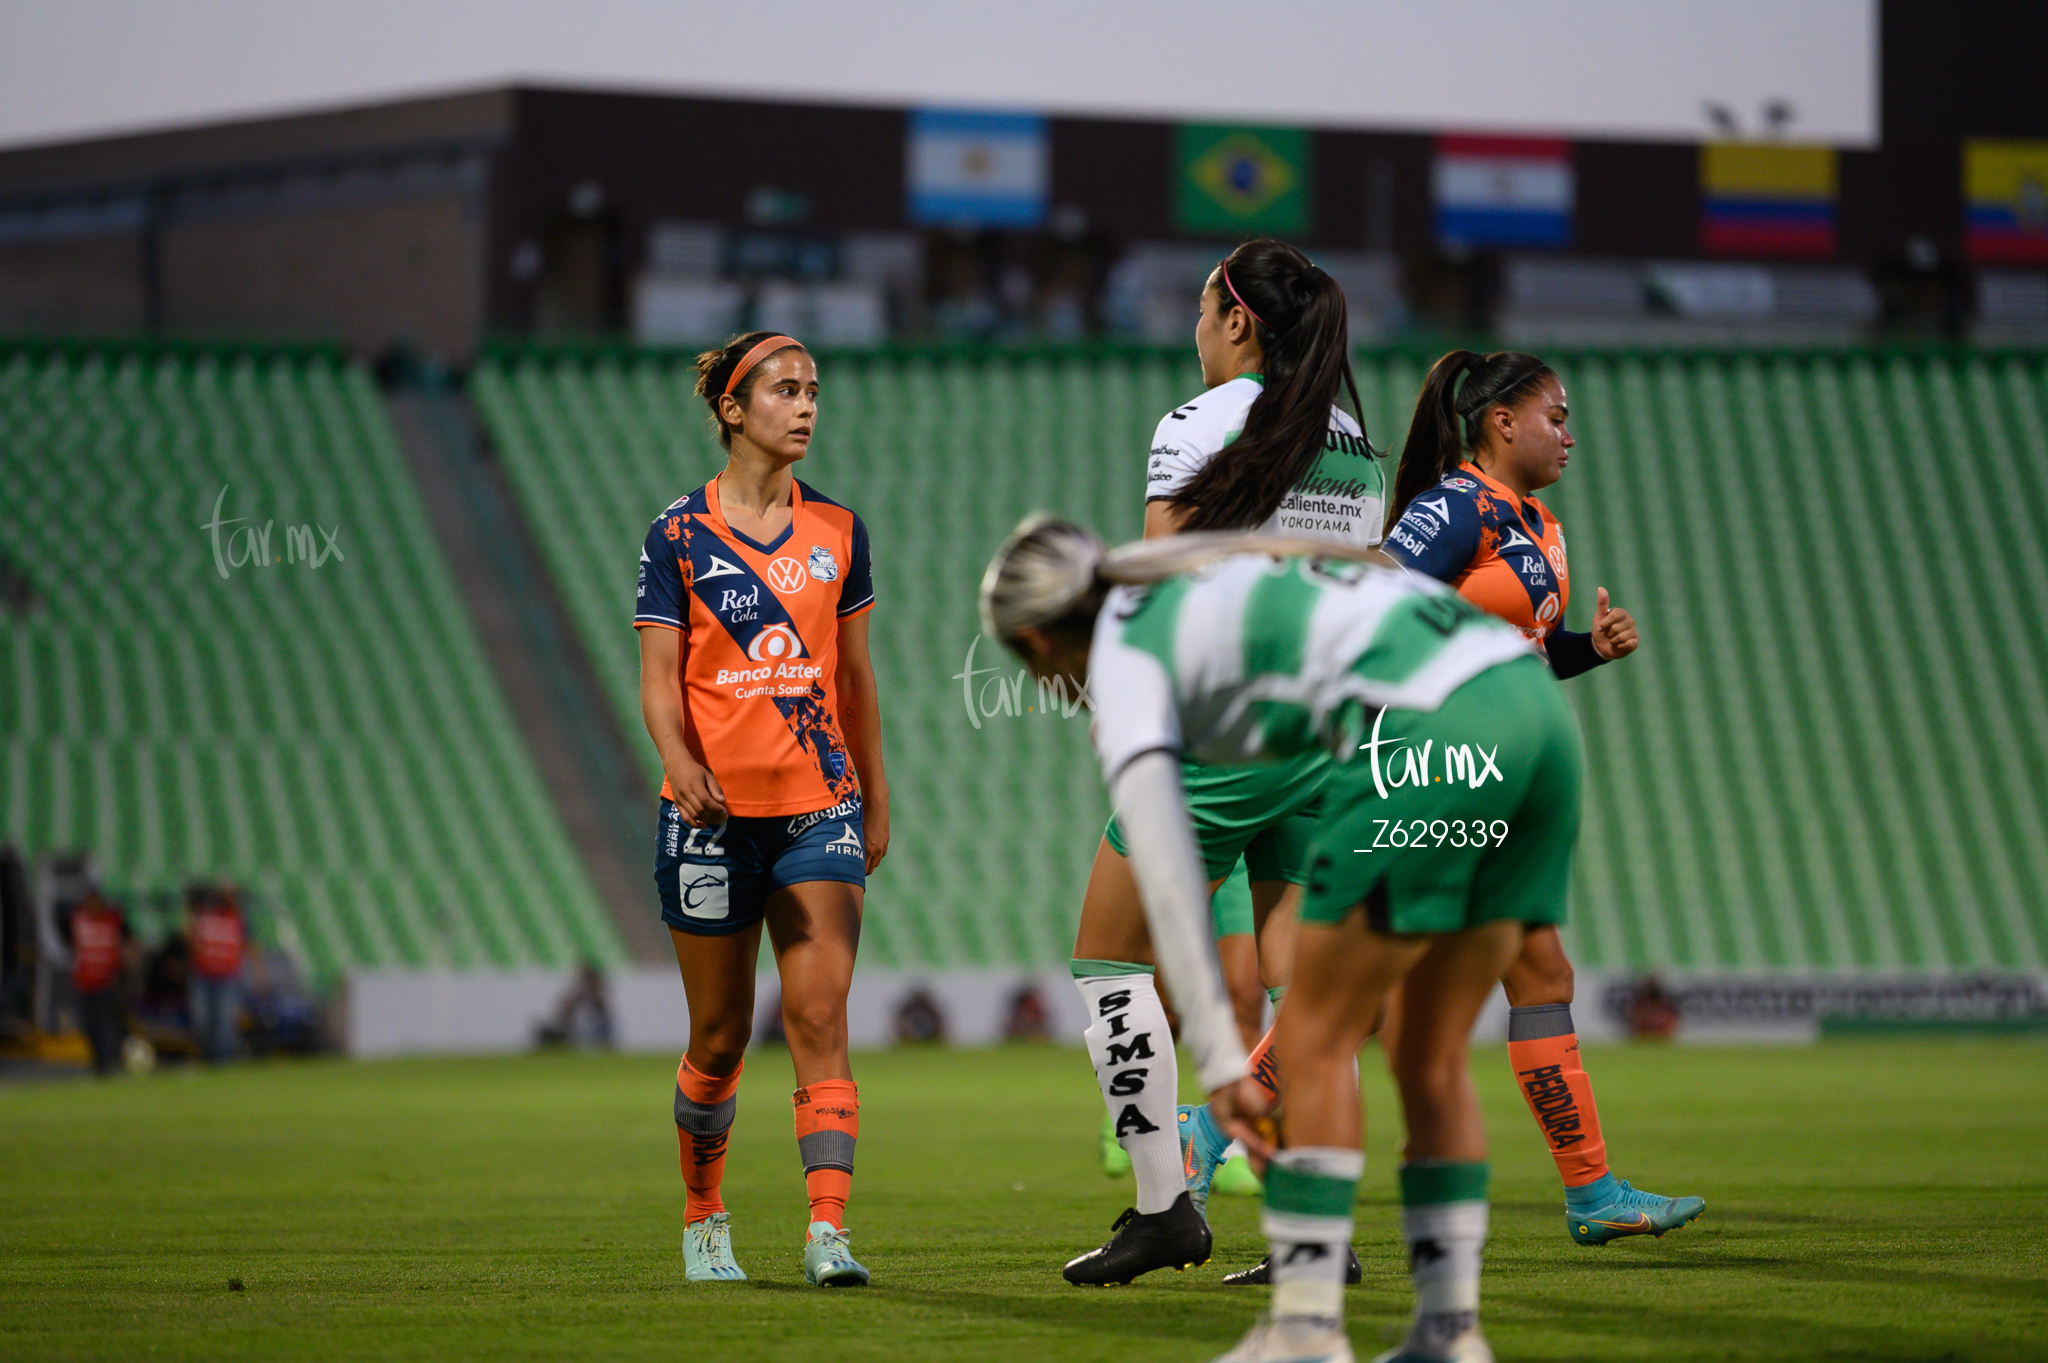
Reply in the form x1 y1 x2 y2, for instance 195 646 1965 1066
1209 862 1254 938
1301 653 1582 935
1105 750 1329 885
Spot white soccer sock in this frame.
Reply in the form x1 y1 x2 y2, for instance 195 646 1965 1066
1262 1146 1363 1323
1075 971 1184 1215
1401 1197 1488 1346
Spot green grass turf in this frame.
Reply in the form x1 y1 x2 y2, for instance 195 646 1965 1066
1 1040 2043 1361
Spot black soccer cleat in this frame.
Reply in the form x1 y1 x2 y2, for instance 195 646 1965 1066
1061 1192 1213 1286
1219 1245 1364 1286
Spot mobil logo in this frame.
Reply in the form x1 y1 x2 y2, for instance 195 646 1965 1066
767 557 809 594
748 623 806 661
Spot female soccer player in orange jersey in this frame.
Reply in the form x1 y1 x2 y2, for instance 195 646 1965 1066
1381 349 1704 1247
634 331 888 1286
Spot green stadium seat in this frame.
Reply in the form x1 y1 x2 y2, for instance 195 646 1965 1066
0 347 621 984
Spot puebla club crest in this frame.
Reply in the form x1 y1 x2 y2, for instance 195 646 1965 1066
808 545 839 582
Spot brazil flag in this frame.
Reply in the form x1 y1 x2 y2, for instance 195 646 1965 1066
1175 124 1310 236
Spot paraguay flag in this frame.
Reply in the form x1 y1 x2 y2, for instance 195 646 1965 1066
906 108 1048 230
1433 135 1573 250
1964 140 2048 265
1700 143 1837 258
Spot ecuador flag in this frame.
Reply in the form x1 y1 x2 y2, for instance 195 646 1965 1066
1700 143 1837 258
1964 140 2048 265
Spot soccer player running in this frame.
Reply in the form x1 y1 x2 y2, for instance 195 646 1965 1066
983 519 1573 1363
635 331 888 1286
1380 350 1704 1245
1063 239 1382 1285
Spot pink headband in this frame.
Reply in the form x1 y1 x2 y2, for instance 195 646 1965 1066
1219 264 1268 330
724 334 806 395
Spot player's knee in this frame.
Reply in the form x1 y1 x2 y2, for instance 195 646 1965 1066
690 1018 751 1074
1504 956 1574 1007
782 997 847 1054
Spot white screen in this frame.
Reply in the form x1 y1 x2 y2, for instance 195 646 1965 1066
0 0 1879 152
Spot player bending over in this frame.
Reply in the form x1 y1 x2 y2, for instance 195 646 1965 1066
983 518 1575 1363
635 332 888 1286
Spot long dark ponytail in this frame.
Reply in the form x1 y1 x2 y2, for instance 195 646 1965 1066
1385 349 1553 528
1170 239 1368 532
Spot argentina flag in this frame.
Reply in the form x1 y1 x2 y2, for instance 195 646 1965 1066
907 108 1048 229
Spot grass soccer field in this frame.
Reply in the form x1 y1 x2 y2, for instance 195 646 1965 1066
2 1040 2042 1361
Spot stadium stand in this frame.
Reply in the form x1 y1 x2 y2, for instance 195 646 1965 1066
0 343 622 983
472 344 2048 977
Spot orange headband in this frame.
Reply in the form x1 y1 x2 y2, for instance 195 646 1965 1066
723 334 806 396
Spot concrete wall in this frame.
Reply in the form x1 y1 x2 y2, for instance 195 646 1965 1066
0 231 145 334
344 967 1100 1059
161 190 482 356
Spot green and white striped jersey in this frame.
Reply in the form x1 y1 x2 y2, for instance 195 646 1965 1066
1089 553 1535 784
1145 376 1384 547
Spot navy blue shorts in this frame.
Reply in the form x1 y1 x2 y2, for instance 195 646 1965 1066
655 796 866 936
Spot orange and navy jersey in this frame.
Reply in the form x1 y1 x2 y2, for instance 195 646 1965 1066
634 476 874 818
1384 462 1570 645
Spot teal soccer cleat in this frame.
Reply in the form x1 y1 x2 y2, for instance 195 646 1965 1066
1565 1174 1706 1245
804 1220 871 1286
1178 1102 1232 1216
683 1212 746 1282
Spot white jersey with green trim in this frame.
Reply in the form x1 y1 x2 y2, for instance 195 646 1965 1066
1089 553 1536 787
1144 375 1384 547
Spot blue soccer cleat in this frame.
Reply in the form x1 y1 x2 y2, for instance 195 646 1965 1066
682 1212 746 1282
1565 1173 1706 1245
804 1220 871 1286
1178 1102 1232 1217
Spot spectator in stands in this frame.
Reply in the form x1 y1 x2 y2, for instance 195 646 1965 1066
534 960 614 1050
186 884 246 1063
1003 984 1051 1042
240 939 322 1056
1626 974 1681 1041
891 988 944 1045
65 891 129 1076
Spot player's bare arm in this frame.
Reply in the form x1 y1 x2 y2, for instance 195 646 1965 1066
638 624 727 826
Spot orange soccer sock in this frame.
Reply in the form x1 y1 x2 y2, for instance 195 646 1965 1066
792 1079 859 1229
1506 1004 1610 1188
675 1056 744 1225
1246 1022 1282 1105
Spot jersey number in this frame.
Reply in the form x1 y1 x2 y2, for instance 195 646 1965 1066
679 825 727 859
